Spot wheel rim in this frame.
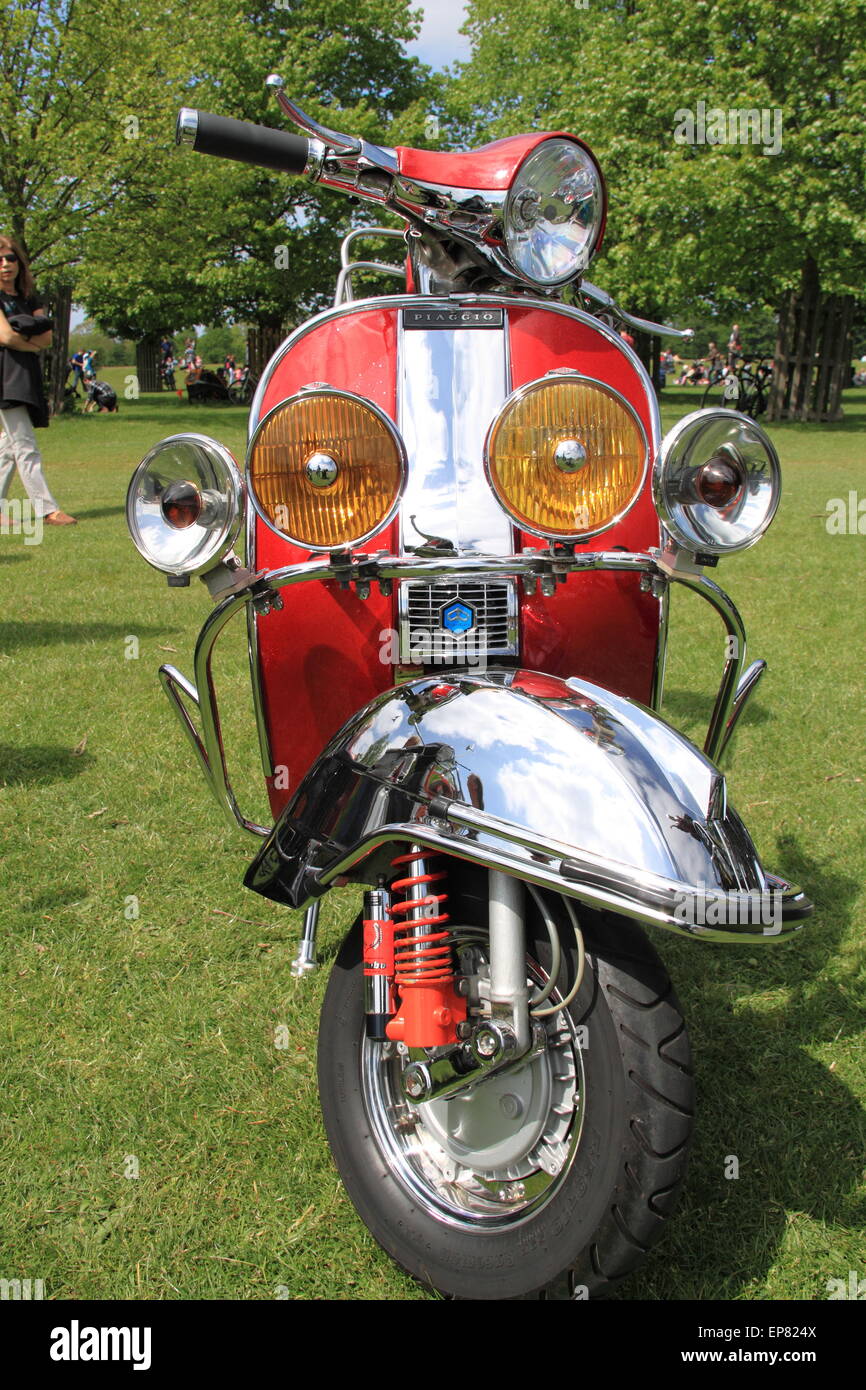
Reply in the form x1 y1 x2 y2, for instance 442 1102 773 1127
361 954 585 1229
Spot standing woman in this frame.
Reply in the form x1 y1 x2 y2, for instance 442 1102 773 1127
0 235 76 526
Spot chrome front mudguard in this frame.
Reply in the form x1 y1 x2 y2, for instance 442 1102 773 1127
244 669 812 943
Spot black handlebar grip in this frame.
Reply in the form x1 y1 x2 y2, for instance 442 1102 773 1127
176 108 310 176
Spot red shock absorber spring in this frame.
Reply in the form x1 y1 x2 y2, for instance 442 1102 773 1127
385 849 467 1049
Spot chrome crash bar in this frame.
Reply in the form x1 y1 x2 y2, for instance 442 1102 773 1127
306 816 810 943
158 549 759 842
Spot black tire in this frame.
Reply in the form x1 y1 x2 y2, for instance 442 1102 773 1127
317 887 694 1300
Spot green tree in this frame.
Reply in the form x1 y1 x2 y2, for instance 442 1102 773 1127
448 0 866 320
75 0 439 377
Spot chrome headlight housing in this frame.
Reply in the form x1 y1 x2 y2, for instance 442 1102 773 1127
504 137 605 287
654 410 781 555
126 433 244 576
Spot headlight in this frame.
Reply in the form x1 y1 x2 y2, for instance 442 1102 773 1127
484 373 648 540
247 388 406 551
654 409 781 555
504 138 605 286
126 433 244 575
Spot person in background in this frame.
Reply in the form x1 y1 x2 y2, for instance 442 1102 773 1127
69 349 86 394
82 348 96 384
0 234 76 526
728 323 742 369
84 379 118 413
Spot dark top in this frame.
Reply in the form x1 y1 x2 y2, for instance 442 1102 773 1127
0 292 49 428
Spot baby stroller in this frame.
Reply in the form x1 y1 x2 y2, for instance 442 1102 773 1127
187 369 230 403
84 380 118 413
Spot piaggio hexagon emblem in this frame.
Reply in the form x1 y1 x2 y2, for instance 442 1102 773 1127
441 599 475 635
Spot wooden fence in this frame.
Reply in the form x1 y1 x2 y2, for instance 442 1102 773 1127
768 286 854 422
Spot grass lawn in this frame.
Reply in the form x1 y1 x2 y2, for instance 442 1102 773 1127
0 382 864 1301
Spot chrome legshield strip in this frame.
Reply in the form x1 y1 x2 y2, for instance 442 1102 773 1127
397 312 512 555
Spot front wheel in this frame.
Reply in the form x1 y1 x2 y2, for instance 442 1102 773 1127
317 886 694 1300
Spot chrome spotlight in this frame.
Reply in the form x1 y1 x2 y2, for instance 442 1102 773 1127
126 434 245 576
654 409 781 555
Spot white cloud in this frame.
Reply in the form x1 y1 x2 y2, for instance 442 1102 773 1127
406 1 472 70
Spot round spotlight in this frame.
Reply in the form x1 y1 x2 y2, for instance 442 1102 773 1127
654 410 781 555
126 434 244 575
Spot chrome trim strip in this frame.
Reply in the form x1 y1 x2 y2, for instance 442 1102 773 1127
397 312 512 556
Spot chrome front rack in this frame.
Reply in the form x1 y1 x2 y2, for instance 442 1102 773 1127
157 549 762 842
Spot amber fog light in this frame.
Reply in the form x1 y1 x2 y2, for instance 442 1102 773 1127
247 389 406 551
484 373 648 540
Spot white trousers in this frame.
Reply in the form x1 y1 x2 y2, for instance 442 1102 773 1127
0 405 59 518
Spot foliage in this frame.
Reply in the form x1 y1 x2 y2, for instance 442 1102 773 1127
196 324 248 363
68 327 135 366
0 0 202 290
448 0 866 318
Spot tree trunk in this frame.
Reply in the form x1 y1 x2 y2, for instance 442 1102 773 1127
246 320 286 378
632 329 664 397
40 284 72 416
135 334 162 393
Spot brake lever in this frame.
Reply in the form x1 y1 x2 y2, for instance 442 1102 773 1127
265 74 361 156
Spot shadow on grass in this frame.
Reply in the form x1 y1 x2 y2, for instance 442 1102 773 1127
0 621 174 649
71 505 127 521
0 743 95 786
663 687 772 727
0 552 30 564
625 828 864 1299
20 883 91 912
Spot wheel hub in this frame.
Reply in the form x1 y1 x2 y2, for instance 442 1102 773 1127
363 962 584 1227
